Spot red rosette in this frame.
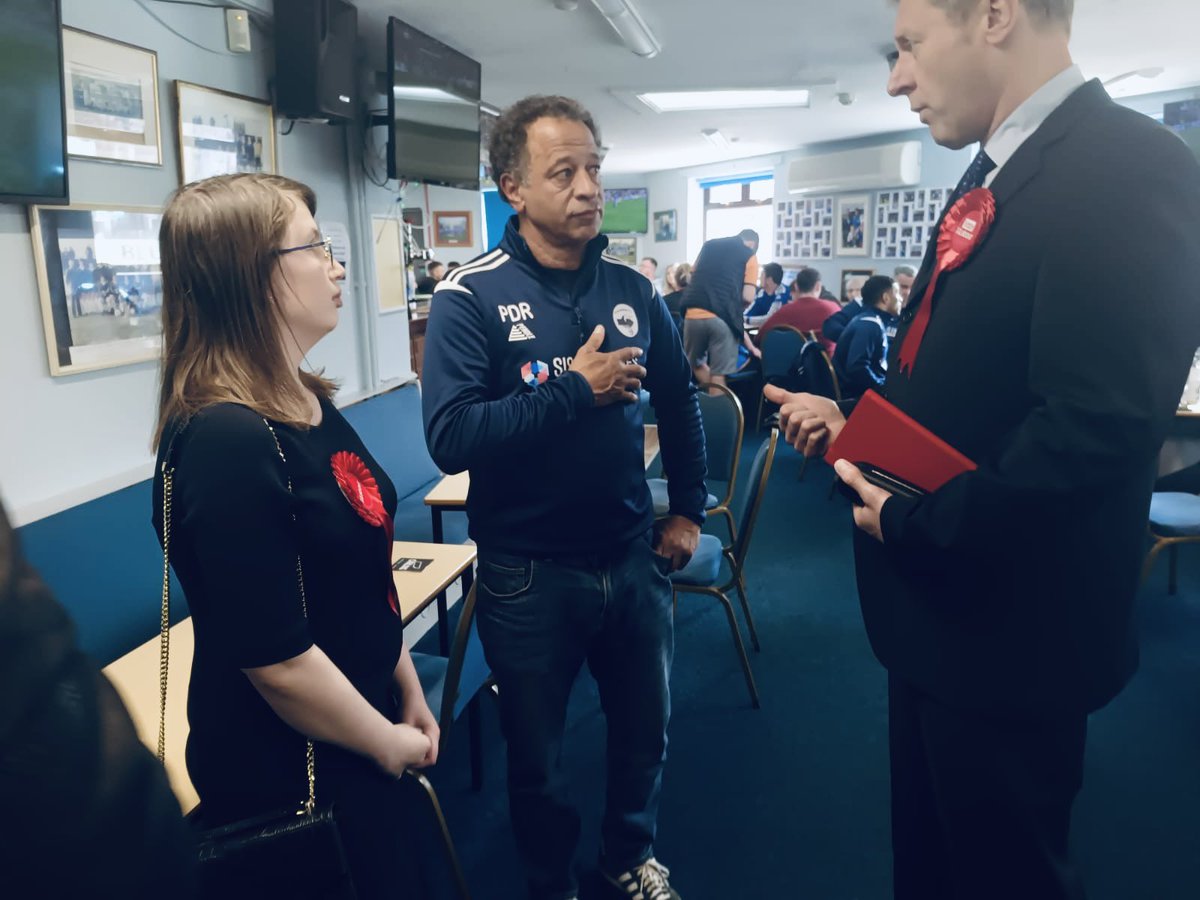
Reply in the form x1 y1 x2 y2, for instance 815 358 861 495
330 451 387 528
331 451 401 616
897 187 996 375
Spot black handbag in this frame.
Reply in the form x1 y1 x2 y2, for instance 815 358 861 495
159 418 358 900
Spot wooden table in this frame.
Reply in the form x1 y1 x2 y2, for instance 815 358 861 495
392 540 476 654
423 426 662 543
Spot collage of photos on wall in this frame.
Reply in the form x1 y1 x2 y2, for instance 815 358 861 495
773 196 835 260
872 186 953 259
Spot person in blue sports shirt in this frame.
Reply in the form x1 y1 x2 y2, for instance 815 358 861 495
831 274 901 400
743 261 788 327
421 95 706 900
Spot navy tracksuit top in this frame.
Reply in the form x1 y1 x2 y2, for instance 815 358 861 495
422 216 707 556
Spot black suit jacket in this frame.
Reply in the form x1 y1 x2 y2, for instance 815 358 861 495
856 80 1200 716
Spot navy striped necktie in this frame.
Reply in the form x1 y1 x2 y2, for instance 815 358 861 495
947 148 997 210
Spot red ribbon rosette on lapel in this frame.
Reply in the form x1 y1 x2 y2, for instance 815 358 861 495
331 451 400 616
897 187 997 375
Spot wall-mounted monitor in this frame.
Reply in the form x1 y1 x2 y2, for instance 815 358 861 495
1164 99 1200 163
601 187 648 234
0 0 69 204
386 17 481 191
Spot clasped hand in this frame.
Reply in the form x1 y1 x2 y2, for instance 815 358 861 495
570 325 646 406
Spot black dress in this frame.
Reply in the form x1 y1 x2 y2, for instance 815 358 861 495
152 398 406 899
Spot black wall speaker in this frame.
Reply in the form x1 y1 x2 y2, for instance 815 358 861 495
274 0 358 122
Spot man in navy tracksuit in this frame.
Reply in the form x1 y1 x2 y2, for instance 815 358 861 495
831 274 901 400
422 95 705 900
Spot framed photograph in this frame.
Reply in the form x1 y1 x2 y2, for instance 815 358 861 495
63 28 161 166
30 203 164 376
653 209 677 242
837 195 869 256
606 236 637 266
432 210 473 247
840 268 875 305
175 81 275 184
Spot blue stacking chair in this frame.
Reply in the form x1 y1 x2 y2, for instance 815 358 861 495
756 326 808 427
648 382 744 542
1142 492 1200 594
669 429 779 709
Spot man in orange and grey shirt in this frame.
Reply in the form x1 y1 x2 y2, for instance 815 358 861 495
680 229 758 387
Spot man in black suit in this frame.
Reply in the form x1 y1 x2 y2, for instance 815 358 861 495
764 0 1200 897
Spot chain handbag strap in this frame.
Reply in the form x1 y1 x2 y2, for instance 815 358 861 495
157 418 317 816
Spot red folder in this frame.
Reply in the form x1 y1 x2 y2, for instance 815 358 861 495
825 390 976 497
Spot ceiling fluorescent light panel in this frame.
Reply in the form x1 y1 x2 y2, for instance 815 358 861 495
591 0 661 58
638 88 811 113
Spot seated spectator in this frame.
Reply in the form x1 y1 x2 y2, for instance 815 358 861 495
446 261 462 273
823 285 868 343
414 260 445 294
662 262 691 333
638 256 660 292
894 264 917 307
831 274 901 400
758 267 842 352
744 262 789 326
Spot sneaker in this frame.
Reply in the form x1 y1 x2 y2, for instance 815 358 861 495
601 857 680 900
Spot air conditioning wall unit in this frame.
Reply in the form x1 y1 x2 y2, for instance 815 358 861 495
786 141 922 194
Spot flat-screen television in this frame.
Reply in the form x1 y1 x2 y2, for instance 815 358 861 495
386 17 481 191
0 0 68 204
601 187 648 234
1164 99 1200 162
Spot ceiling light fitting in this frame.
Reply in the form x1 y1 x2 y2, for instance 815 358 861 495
590 0 661 58
637 88 811 113
701 128 731 150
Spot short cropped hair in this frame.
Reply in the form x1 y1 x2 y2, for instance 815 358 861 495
738 229 760 244
641 256 658 268
762 262 784 286
792 267 821 294
489 95 601 204
911 0 1073 27
862 274 897 309
893 264 917 278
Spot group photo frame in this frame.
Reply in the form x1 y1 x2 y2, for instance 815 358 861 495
175 81 275 185
62 28 161 166
29 202 165 376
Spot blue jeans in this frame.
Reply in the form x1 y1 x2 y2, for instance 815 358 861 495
475 530 674 900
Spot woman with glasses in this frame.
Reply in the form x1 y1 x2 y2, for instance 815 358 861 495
151 173 437 898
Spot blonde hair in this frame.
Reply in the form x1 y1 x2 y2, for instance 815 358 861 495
673 262 693 289
153 173 336 450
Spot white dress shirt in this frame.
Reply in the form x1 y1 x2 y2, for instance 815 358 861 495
984 64 1086 186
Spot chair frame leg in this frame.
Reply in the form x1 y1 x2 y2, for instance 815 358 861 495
407 770 472 900
732 570 760 653
676 585 760 709
467 695 483 792
1169 543 1179 596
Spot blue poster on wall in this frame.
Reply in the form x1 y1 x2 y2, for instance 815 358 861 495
482 190 514 250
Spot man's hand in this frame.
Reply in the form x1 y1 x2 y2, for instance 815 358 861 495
570 325 647 406
401 696 441 768
762 386 847 458
833 459 892 543
654 515 700 571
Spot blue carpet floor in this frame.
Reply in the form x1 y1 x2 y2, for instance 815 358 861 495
415 435 1200 899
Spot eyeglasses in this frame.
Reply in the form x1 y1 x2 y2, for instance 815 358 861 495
277 236 334 263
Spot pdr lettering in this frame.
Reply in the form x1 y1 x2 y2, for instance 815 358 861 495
498 303 534 322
